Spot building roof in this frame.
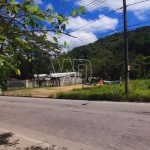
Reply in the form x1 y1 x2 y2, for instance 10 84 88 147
50 72 78 78
34 74 48 78
34 72 81 79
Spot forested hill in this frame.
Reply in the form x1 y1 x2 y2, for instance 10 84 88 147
59 26 150 80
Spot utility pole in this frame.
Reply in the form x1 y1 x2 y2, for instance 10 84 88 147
123 0 129 94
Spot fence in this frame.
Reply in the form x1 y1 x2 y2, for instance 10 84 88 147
6 77 82 90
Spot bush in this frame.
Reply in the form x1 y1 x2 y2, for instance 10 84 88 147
56 80 150 102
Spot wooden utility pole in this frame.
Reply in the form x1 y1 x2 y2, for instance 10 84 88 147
123 0 129 94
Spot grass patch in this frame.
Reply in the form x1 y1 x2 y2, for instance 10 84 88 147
56 80 150 102
4 84 82 98
8 87 57 92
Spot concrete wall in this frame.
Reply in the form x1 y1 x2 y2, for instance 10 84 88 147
26 76 82 88
60 76 82 86
7 80 26 90
7 76 82 90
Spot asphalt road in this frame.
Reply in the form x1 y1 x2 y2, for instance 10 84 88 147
0 96 150 150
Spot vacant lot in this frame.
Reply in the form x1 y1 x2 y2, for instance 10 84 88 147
3 84 83 98
56 80 150 102
3 80 150 102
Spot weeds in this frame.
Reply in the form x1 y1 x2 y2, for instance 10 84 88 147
56 80 150 102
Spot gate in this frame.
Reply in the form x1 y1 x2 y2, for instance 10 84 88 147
7 80 26 90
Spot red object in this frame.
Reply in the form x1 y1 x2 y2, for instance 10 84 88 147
98 79 103 85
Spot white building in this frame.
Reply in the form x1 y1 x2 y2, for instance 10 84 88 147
33 72 82 87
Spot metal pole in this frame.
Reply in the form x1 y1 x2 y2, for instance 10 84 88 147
123 0 129 94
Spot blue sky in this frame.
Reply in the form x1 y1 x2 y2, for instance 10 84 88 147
33 0 150 50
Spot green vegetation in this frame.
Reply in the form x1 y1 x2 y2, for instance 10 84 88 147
1 0 150 98
57 26 150 80
10 87 58 91
0 0 84 90
56 80 150 102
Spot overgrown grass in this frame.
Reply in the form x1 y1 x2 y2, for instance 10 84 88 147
56 80 150 102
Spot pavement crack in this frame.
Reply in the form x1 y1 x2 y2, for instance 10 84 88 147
81 103 89 106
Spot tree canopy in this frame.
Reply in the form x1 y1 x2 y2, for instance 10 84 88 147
0 0 84 89
57 26 150 80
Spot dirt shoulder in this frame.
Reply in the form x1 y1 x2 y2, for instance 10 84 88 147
3 84 82 98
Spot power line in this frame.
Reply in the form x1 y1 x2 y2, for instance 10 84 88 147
76 0 90 5
69 6 123 34
85 0 106 10
57 0 150 43
85 0 103 7
68 0 150 35
128 20 150 28
69 20 150 48
73 18 150 44
102 2 121 7
55 0 150 49
70 18 150 47
127 0 150 6
76 0 104 6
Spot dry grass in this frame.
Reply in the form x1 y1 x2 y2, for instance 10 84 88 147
3 84 83 98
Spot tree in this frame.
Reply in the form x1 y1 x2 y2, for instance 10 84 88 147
57 26 150 80
0 0 85 89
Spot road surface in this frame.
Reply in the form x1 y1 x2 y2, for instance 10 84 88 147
0 96 150 150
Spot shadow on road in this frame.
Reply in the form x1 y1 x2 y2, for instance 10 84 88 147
0 132 68 150
0 132 19 147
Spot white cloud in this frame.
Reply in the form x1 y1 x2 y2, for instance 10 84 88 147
45 30 97 50
66 15 118 33
134 10 147 20
45 15 118 49
75 0 122 11
33 0 43 5
59 31 98 49
15 0 19 4
76 0 150 20
46 3 53 10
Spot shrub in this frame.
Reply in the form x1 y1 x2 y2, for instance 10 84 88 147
56 80 150 102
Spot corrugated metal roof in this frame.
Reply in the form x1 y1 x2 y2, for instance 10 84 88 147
34 72 81 78
50 72 78 78
34 74 48 78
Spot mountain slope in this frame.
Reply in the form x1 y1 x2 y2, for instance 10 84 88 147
59 26 150 79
